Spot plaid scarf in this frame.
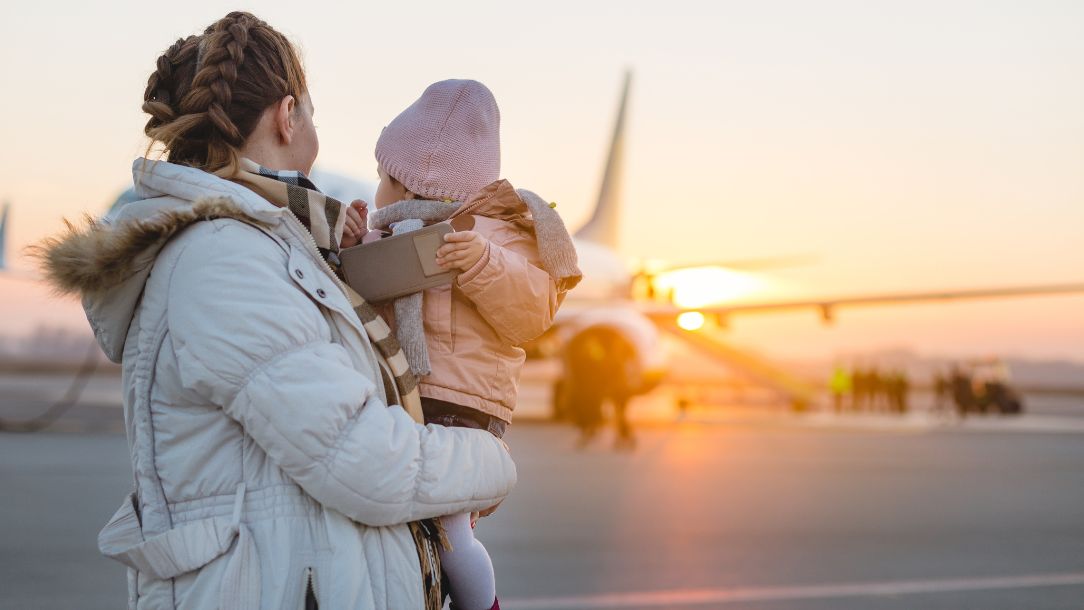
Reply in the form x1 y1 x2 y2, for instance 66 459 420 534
222 159 447 610
226 159 347 260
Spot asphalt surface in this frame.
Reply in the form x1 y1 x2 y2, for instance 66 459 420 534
3 402 1084 609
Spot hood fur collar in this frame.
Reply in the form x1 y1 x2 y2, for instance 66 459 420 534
33 197 265 297
32 158 292 363
31 196 269 364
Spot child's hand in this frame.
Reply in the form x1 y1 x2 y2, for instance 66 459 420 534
340 200 369 249
437 230 487 271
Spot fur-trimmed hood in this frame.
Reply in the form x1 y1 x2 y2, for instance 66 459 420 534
34 159 288 361
38 197 265 297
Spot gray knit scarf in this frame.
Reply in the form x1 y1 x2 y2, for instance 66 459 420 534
369 183 582 376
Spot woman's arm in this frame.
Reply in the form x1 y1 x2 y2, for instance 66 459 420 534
165 219 515 526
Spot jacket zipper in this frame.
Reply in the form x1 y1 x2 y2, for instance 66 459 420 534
281 211 323 610
304 566 317 609
284 207 388 387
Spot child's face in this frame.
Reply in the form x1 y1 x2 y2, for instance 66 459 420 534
374 166 412 208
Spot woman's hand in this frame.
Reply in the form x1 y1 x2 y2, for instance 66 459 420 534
470 500 503 529
339 200 369 249
471 437 509 528
436 231 487 271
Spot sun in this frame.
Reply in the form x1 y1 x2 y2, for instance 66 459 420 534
651 267 763 309
676 311 707 331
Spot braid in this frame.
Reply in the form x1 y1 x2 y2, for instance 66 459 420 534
141 35 200 133
141 11 308 172
180 14 252 146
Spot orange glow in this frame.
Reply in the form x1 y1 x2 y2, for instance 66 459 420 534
653 267 763 309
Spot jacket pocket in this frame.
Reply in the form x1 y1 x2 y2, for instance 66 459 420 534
449 285 460 352
98 485 262 609
424 285 453 353
99 493 236 579
495 357 513 406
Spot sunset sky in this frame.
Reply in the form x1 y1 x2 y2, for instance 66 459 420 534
2 0 1082 361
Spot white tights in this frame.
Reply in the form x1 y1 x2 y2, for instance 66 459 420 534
440 512 496 610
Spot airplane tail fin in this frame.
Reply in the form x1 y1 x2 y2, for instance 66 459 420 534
0 201 8 270
574 71 631 250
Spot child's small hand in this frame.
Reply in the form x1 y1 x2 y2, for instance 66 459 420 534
340 200 369 249
437 230 487 271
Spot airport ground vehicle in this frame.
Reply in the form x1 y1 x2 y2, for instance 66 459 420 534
950 360 1025 416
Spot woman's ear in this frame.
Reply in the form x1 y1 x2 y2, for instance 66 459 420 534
274 95 297 144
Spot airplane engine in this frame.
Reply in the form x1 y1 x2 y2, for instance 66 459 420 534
550 306 668 420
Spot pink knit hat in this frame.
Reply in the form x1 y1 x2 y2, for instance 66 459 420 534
375 79 501 202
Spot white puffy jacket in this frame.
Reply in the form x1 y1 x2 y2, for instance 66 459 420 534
42 159 516 609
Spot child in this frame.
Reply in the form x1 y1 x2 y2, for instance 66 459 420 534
358 79 581 610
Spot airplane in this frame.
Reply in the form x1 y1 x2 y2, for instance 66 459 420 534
4 71 1084 418
0 202 6 270
541 71 1084 413
0 201 39 282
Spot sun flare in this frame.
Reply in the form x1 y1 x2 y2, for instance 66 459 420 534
676 311 707 331
652 267 763 309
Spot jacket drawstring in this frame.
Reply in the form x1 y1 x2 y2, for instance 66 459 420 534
220 483 261 610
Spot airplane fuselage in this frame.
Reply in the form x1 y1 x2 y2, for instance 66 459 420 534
565 238 632 303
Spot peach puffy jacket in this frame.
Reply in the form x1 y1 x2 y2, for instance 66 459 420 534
412 180 561 423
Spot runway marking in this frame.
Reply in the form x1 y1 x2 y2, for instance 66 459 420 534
797 413 1084 435
501 571 1084 608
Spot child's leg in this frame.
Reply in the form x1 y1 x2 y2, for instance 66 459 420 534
440 512 496 610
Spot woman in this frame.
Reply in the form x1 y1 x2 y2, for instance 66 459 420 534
35 12 515 610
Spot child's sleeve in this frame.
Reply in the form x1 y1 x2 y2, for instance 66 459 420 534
455 229 559 346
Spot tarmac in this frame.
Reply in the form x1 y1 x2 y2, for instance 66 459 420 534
3 373 1084 609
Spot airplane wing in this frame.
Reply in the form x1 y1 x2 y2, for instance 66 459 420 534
643 255 818 274
639 282 1084 323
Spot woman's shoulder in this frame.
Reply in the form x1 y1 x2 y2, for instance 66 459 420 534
175 212 281 247
158 212 289 280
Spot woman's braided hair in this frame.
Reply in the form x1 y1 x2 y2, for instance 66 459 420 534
142 11 307 173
